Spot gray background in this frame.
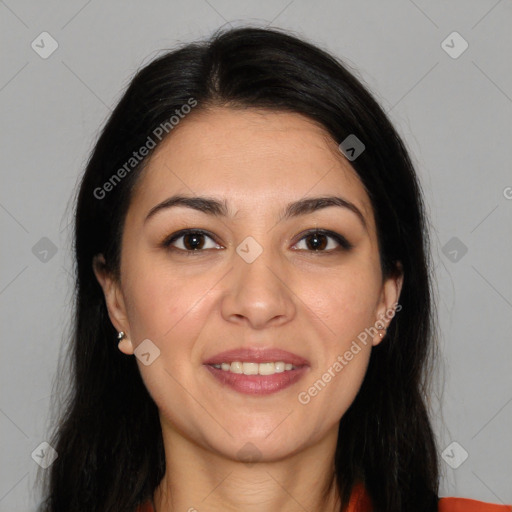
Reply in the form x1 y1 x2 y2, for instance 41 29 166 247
1 0 511 510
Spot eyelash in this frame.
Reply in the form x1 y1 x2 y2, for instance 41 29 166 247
161 228 353 256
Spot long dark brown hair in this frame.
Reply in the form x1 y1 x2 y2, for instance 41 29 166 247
37 25 440 511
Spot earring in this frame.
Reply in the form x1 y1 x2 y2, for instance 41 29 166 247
117 331 126 341
377 325 387 338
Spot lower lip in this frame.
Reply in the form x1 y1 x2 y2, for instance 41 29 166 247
204 365 309 395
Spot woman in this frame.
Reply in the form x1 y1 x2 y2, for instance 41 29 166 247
37 26 511 512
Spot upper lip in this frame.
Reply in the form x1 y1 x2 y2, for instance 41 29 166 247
203 347 310 366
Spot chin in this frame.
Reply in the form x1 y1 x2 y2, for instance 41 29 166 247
205 429 307 463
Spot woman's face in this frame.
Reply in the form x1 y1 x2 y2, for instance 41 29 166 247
95 107 402 462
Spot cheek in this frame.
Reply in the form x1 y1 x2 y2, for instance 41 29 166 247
292 345 371 450
291 265 378 414
297 264 380 342
296 329 372 429
124 268 216 428
123 262 214 344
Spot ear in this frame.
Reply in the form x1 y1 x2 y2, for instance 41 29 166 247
372 261 404 347
92 254 134 355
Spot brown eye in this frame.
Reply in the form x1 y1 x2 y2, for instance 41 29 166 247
292 229 353 252
163 229 222 254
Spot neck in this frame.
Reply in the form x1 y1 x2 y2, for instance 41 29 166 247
153 423 341 512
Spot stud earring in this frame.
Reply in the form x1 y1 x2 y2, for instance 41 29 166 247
117 331 126 341
377 325 387 338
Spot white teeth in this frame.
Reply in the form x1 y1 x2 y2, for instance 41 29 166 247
274 362 285 373
258 362 275 375
230 361 243 374
210 361 299 375
243 362 259 375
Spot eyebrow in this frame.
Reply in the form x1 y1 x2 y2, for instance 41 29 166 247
144 194 367 231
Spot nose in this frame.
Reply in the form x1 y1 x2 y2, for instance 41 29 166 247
220 241 297 330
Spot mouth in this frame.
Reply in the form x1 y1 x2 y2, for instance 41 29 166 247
203 347 310 395
209 361 301 375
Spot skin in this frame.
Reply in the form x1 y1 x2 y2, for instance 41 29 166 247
94 107 403 512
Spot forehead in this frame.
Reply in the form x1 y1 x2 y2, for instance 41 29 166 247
128 107 373 225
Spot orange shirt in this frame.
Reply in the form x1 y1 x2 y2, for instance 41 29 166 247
136 483 512 511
